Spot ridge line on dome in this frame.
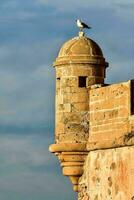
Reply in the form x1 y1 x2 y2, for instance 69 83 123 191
65 39 78 54
88 39 93 56
59 37 79 56
69 38 84 53
84 37 93 56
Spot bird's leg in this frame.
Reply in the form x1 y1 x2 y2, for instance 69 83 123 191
81 27 84 33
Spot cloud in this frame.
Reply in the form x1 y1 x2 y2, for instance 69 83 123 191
0 65 55 126
34 0 115 10
0 1 133 199
0 134 76 200
0 39 62 70
0 134 52 167
35 0 134 23
0 38 63 126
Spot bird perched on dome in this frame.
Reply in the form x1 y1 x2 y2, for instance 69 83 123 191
76 19 91 31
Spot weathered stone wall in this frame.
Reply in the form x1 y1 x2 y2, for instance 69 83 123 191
78 80 134 200
78 146 134 200
55 64 89 143
55 64 105 143
88 81 133 148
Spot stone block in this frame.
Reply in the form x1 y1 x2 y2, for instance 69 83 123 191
62 86 71 93
65 121 89 135
56 94 63 104
118 107 129 118
63 112 82 123
58 132 89 143
72 65 92 76
58 103 71 112
61 77 78 87
56 68 62 77
71 93 89 103
63 93 88 104
56 122 65 134
72 103 89 112
70 87 87 93
62 66 73 76
56 113 64 123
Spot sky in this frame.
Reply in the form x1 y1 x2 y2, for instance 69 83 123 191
0 0 134 200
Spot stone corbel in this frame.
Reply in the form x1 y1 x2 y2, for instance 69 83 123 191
49 143 88 192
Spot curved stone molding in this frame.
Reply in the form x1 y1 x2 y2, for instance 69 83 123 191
49 143 88 192
49 143 87 152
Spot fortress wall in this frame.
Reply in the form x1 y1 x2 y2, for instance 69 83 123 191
78 81 134 200
78 146 134 200
88 81 132 145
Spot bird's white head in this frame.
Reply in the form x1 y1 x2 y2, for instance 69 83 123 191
76 19 81 23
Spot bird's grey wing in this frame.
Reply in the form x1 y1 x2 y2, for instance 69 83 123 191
81 22 91 29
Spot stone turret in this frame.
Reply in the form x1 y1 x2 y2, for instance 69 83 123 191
54 32 108 143
49 32 108 192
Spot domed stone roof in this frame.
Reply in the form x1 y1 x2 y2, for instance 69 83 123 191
58 36 103 57
54 33 108 67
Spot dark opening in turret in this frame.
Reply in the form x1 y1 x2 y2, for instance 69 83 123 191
78 76 87 87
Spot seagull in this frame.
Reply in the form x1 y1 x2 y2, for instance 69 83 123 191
76 19 91 31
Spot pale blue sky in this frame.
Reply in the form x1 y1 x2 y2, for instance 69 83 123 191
0 0 134 199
